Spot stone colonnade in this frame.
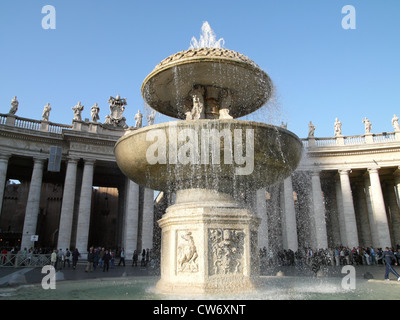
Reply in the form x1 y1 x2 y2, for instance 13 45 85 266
257 167 400 251
0 155 154 258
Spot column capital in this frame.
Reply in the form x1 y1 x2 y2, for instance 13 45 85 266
32 157 47 164
393 166 400 177
66 156 80 164
0 153 11 162
338 169 352 175
310 169 321 177
367 167 381 174
83 158 96 166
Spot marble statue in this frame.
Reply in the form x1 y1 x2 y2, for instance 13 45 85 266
280 121 287 129
104 95 128 129
9 96 19 115
135 110 143 128
42 103 51 121
91 103 100 123
334 118 342 136
308 121 316 137
363 117 372 134
190 85 205 120
146 110 156 126
183 99 193 120
219 89 233 119
72 101 84 121
392 114 400 132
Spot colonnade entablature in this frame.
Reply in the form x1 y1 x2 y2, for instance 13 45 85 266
2 108 400 252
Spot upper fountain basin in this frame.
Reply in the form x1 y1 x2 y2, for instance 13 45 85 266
141 48 273 120
114 120 302 193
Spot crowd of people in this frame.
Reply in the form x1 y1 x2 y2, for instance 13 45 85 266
259 245 400 271
0 246 154 271
48 247 154 273
3 243 400 280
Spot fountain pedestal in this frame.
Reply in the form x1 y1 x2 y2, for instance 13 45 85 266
156 189 260 295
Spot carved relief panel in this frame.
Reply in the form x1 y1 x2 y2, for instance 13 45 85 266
208 228 245 276
176 231 199 273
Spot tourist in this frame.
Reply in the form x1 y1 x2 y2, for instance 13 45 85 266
118 248 126 266
93 248 99 270
85 247 95 272
294 250 303 270
378 247 400 281
1 248 7 265
57 248 65 270
377 248 384 264
364 250 370 265
141 249 146 267
146 248 150 266
132 250 138 267
110 250 115 269
51 249 57 267
99 247 105 268
395 248 400 264
334 248 340 266
72 248 80 270
64 248 71 268
103 249 111 272
370 247 377 264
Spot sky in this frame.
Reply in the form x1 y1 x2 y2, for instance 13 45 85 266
1 0 399 138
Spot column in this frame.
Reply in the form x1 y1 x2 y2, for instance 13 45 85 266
335 179 347 245
324 182 341 247
354 181 372 247
394 167 400 206
20 158 45 249
141 188 154 250
282 177 298 251
383 180 400 246
75 159 95 256
392 170 400 245
363 173 379 248
0 154 11 217
311 170 328 249
57 157 79 250
123 178 140 258
338 169 359 248
367 168 391 248
256 189 269 250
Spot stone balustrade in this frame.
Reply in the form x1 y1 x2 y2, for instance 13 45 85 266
302 132 399 148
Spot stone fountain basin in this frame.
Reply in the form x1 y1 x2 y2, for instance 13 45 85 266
141 48 273 119
114 120 302 193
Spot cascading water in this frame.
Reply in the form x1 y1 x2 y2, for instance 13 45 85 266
115 21 302 295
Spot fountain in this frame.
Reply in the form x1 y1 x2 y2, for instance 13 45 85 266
114 22 302 295
2 23 400 301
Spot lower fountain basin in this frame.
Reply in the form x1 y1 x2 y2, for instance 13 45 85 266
114 119 302 193
2 275 399 300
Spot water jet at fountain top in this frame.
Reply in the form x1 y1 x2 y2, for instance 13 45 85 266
189 21 225 49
